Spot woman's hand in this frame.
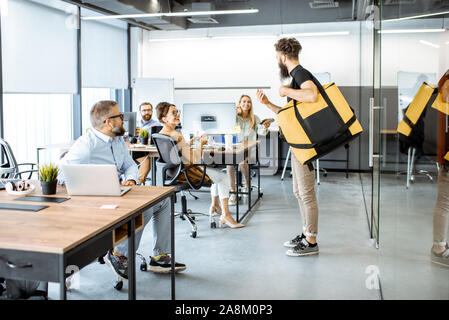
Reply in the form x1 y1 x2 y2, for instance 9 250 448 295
236 106 243 116
263 121 271 129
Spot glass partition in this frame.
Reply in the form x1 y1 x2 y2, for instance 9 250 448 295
378 1 449 299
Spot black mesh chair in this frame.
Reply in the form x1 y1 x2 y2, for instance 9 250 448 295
0 138 38 179
152 133 214 238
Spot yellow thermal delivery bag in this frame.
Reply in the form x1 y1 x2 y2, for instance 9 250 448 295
277 82 363 165
397 82 438 137
431 90 449 116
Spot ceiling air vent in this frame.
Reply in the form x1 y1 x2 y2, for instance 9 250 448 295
187 2 219 24
309 1 339 9
383 0 416 5
187 17 219 24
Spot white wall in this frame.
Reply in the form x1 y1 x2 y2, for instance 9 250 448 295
140 21 361 123
138 19 449 121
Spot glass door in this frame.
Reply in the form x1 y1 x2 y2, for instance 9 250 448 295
377 1 449 298
360 0 382 248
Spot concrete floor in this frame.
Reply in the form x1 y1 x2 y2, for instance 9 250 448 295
47 172 448 300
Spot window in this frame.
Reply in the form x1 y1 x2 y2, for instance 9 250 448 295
3 94 72 165
81 88 115 132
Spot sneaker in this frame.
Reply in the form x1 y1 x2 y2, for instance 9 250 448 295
105 251 128 280
283 234 305 248
431 245 449 268
286 239 319 257
148 255 187 273
228 194 237 206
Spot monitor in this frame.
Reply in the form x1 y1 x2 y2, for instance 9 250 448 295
123 112 137 137
149 125 163 145
182 102 236 135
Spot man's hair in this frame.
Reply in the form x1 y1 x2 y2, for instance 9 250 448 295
90 100 117 129
139 102 153 111
156 102 174 124
274 38 302 59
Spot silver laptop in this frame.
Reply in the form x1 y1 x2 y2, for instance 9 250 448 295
61 164 131 196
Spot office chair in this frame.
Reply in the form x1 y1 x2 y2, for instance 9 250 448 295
397 146 435 189
0 138 38 179
397 112 436 188
152 133 214 238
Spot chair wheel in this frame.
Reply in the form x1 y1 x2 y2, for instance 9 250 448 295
191 231 197 238
179 215 186 221
191 216 195 220
187 209 192 214
114 280 123 291
98 256 105 264
211 221 216 229
140 263 147 271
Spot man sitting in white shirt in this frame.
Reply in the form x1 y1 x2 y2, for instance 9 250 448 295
60 100 186 279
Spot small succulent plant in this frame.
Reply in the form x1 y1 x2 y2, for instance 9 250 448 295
39 163 58 182
139 129 149 139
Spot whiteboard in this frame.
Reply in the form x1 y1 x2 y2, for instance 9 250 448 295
131 78 174 121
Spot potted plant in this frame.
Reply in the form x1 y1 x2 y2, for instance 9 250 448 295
39 163 58 195
139 129 149 145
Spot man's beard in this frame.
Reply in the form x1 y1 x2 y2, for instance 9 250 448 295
112 125 126 136
142 114 151 121
278 61 290 80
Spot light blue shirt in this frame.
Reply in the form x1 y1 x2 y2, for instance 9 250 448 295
59 128 138 183
141 119 161 131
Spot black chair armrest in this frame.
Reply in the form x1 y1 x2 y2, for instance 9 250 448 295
16 163 38 179
17 163 38 168
181 164 207 190
161 164 182 186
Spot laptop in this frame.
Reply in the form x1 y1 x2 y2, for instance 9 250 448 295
60 164 131 196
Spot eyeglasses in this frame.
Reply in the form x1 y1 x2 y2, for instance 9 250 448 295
104 113 124 123
141 109 152 113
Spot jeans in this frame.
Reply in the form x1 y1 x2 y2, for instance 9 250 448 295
116 197 171 257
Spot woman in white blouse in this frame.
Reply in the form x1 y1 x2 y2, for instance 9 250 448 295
227 95 271 205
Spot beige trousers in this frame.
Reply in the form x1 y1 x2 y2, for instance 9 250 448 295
227 161 250 191
291 152 319 237
433 166 449 247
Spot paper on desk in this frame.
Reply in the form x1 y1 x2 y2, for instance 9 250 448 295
101 204 118 210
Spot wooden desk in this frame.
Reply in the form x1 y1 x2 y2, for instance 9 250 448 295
127 144 159 186
201 141 261 223
380 129 397 135
0 183 175 300
129 140 261 223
